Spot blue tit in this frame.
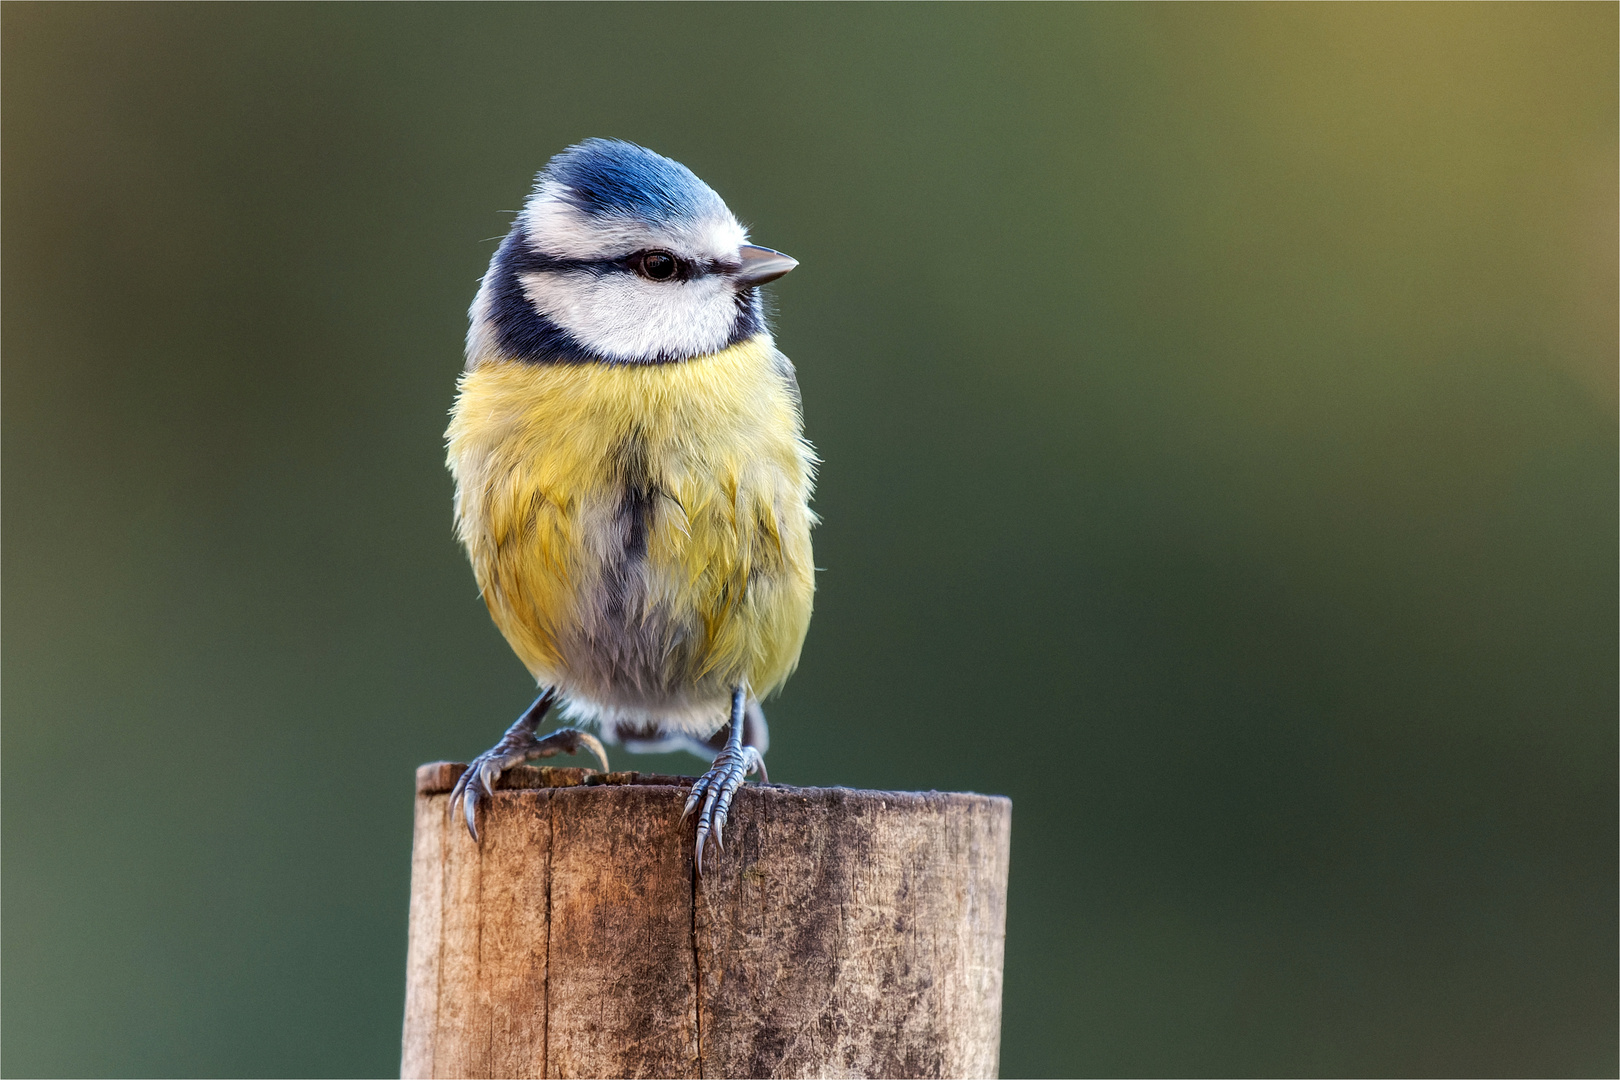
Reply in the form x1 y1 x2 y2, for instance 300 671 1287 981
444 139 815 869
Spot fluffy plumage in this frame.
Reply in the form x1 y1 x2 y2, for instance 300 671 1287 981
447 139 815 755
447 335 816 735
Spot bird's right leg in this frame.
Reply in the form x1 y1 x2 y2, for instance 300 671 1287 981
448 689 609 841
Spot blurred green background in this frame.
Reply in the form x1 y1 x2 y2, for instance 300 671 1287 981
3 4 1615 1076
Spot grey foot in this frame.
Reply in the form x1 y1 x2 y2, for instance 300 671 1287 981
681 687 765 872
449 694 608 840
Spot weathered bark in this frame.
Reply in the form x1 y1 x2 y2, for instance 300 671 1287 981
402 763 1011 1080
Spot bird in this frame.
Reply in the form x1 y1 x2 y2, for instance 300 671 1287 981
444 139 816 870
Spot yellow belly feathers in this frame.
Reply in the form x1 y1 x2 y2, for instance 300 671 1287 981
445 335 816 735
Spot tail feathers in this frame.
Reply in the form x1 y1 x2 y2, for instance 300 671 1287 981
608 699 769 761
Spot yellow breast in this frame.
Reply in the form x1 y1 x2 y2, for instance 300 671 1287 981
445 335 816 729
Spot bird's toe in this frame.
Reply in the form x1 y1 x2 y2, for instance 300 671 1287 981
690 745 763 873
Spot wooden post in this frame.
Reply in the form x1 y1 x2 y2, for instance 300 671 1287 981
402 763 1011 1079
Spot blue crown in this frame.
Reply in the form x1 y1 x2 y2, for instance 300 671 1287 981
540 139 725 224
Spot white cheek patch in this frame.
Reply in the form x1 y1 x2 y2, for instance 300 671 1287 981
522 271 740 363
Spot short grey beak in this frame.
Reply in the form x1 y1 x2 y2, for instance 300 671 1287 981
734 245 798 287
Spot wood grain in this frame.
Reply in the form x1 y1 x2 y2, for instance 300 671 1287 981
402 764 1010 1079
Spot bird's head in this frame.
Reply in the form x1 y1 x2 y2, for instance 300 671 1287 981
467 139 796 366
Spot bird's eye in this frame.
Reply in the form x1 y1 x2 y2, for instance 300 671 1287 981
636 251 678 281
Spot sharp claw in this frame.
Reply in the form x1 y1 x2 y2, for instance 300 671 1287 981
463 786 481 841
682 778 707 821
579 733 611 773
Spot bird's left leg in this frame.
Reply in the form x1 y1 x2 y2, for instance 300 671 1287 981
448 688 609 841
697 697 770 780
682 686 765 872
